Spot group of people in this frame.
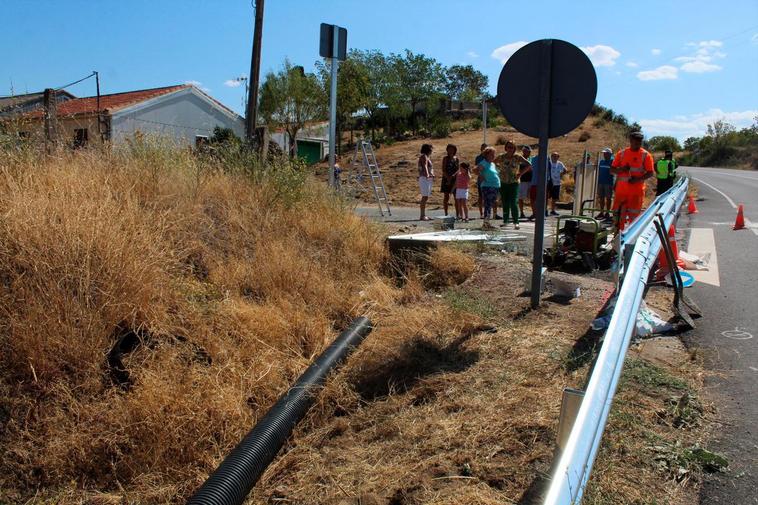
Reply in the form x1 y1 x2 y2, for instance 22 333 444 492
417 141 569 229
417 130 679 231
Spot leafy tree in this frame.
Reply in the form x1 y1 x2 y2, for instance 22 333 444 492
390 50 445 133
316 54 371 151
344 49 399 139
258 60 325 157
648 135 682 152
444 64 489 102
706 120 736 147
683 136 701 152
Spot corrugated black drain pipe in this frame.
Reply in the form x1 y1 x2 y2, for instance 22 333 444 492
187 316 373 505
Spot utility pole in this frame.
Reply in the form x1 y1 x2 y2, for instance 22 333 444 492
94 70 103 142
246 0 265 142
43 88 57 154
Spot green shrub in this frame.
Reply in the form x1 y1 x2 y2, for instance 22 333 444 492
430 119 451 139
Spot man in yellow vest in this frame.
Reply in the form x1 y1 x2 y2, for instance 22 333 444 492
655 149 678 196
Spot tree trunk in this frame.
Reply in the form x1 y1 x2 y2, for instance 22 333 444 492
410 99 418 135
336 116 341 156
288 126 300 158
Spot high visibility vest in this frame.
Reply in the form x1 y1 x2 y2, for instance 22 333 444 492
656 159 677 179
615 148 649 183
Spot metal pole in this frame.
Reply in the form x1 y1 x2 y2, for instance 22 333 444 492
246 0 265 140
482 99 488 144
328 26 339 188
530 40 553 308
94 70 102 142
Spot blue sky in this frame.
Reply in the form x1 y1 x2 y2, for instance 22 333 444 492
3 0 756 140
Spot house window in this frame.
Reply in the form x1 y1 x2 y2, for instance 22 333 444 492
73 128 88 149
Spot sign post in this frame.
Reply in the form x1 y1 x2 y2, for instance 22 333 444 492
496 39 597 308
320 24 347 188
532 40 553 309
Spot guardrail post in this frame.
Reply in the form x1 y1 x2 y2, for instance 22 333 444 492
557 388 585 451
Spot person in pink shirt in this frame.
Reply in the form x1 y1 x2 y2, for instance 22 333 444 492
454 162 472 222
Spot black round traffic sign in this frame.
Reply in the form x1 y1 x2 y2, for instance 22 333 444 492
496 39 597 138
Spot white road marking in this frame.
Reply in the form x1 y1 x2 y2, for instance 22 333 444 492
721 328 753 340
687 228 721 287
692 177 758 237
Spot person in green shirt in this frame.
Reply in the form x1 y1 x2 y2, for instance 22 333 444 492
655 149 678 196
495 140 531 229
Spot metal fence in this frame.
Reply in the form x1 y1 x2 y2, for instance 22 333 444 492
543 176 689 505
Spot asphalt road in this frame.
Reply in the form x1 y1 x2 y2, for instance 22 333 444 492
679 166 758 504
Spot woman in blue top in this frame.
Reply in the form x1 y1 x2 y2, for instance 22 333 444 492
475 146 501 223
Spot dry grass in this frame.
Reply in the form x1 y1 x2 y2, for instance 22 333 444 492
246 257 709 505
0 141 710 504
0 143 392 503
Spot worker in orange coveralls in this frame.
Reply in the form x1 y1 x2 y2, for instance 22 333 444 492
611 130 654 230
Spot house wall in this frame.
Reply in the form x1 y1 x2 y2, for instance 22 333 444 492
110 89 244 146
7 115 103 148
56 116 103 146
269 122 329 154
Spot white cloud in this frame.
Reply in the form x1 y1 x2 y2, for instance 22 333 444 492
637 65 678 81
651 48 662 56
581 45 621 66
639 108 758 139
691 40 722 48
224 79 243 88
185 80 211 93
625 61 639 68
466 50 479 58
491 41 528 63
752 33 758 44
680 60 722 73
676 40 726 74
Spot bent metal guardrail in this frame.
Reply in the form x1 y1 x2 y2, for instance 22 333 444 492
543 177 689 505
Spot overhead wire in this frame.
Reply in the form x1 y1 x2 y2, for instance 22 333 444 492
54 72 97 92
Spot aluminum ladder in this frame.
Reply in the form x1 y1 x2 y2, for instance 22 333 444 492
351 140 391 216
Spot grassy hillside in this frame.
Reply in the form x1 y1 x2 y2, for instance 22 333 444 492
322 117 630 207
0 144 398 502
0 141 711 505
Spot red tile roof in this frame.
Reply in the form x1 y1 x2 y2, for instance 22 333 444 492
29 85 188 118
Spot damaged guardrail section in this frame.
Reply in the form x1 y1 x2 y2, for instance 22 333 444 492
544 177 689 505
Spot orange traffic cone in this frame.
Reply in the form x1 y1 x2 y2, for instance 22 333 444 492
687 195 698 214
657 224 681 279
734 205 746 230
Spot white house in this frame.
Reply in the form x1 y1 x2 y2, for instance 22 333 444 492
14 84 244 148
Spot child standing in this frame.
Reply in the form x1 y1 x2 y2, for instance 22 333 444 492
475 147 501 224
454 162 471 221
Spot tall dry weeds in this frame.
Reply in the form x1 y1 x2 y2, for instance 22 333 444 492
0 143 388 503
